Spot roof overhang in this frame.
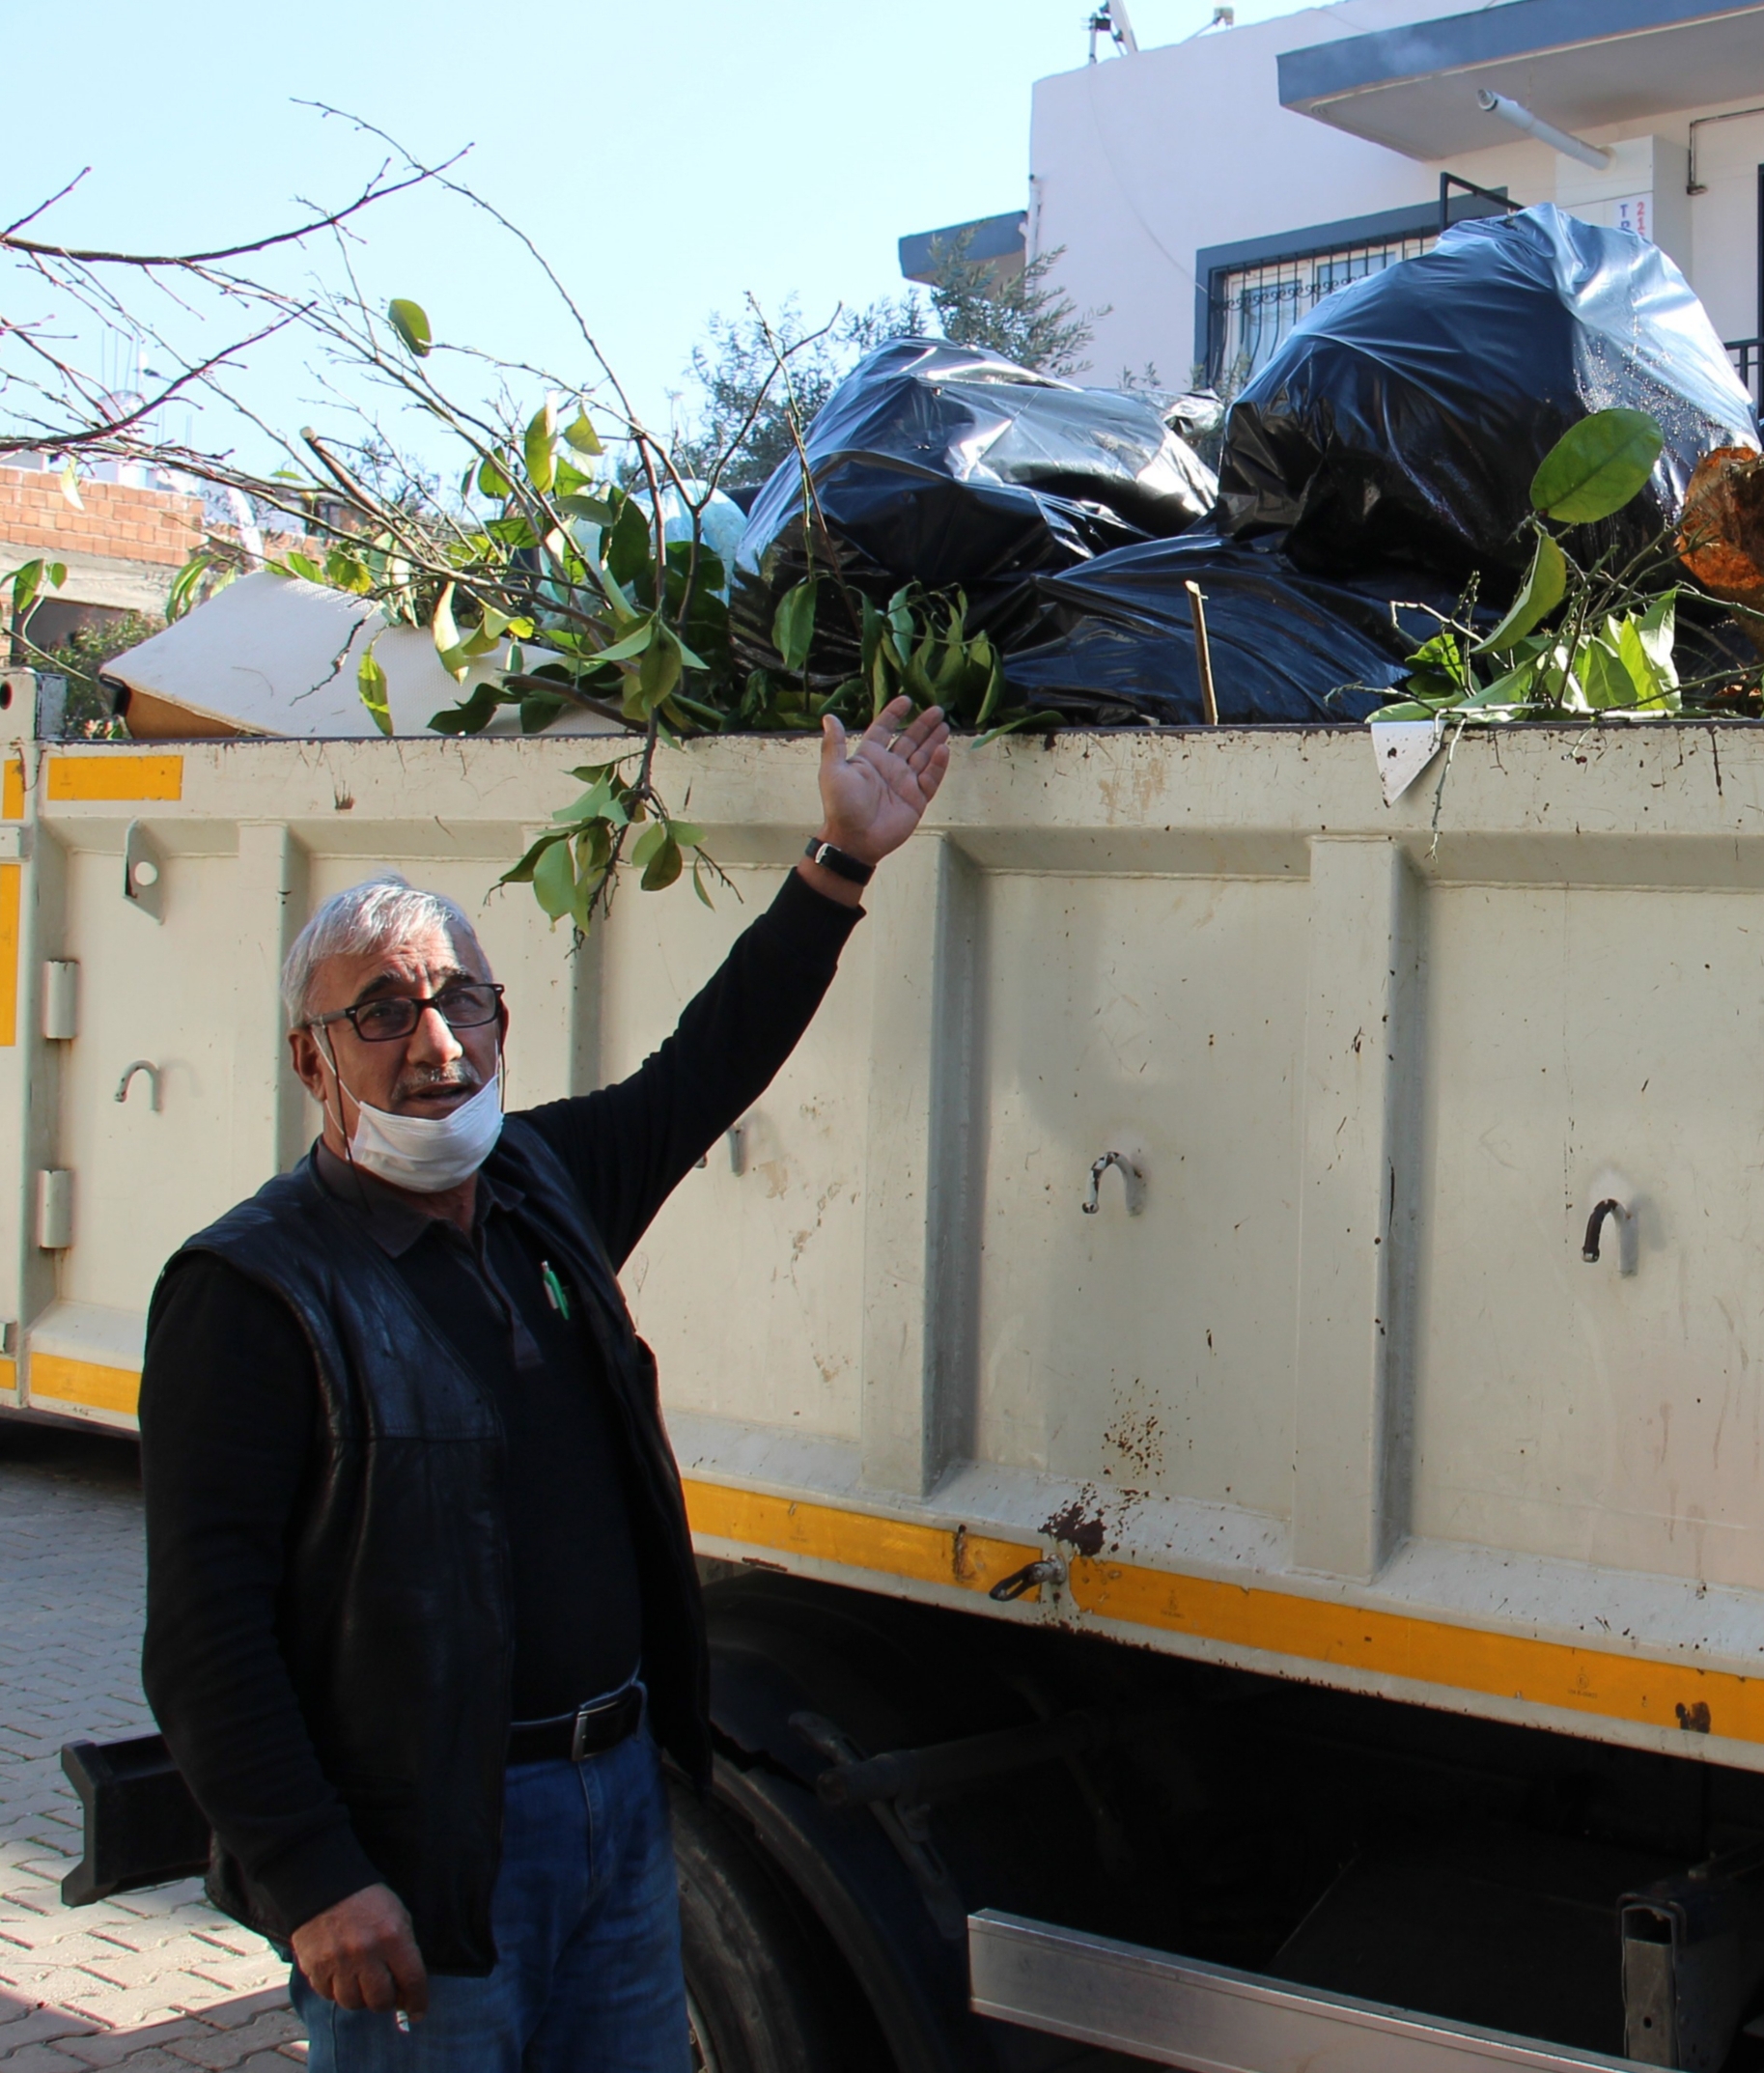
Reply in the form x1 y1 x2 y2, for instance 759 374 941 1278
1279 0 1764 161
899 210 1026 286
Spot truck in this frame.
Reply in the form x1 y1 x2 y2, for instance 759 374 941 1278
14 664 1764 2072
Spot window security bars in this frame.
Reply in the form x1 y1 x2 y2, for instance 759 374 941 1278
1207 231 1436 388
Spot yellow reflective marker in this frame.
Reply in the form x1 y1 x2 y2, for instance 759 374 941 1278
46 755 183 802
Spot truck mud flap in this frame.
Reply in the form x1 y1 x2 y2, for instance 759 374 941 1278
59 1735 209 1906
968 1910 1654 2073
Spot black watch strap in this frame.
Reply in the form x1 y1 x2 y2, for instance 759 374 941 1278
804 837 875 886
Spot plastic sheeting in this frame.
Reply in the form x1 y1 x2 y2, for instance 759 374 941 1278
731 338 1217 673
1217 206 1761 589
1001 534 1425 725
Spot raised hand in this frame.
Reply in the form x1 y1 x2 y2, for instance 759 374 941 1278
816 696 952 866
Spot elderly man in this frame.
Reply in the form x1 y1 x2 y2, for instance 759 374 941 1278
137 698 950 2071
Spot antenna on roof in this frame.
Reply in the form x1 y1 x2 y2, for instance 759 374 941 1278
1086 0 1138 63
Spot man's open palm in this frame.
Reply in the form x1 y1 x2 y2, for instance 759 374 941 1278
818 696 952 864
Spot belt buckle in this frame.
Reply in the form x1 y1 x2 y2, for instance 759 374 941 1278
570 1693 622 1763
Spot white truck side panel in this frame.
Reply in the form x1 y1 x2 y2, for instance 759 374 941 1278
8 677 1764 1774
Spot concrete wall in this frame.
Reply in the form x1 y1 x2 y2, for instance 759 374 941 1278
1026 2 1764 386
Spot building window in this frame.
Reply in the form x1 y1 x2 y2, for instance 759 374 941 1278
1209 229 1437 387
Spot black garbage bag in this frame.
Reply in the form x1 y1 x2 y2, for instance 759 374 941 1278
732 338 1217 675
1002 533 1431 725
1217 205 1761 588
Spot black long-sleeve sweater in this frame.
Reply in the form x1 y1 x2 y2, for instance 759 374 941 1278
139 870 861 1933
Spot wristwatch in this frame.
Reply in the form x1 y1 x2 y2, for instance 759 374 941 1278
803 837 875 886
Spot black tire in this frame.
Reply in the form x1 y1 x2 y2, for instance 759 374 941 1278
672 1781 885 2073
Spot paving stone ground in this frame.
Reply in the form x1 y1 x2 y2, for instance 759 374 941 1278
0 1421 303 2066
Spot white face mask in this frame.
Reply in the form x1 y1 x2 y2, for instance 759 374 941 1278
321 1041 504 1193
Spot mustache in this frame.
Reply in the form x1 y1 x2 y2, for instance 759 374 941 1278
393 1061 486 1102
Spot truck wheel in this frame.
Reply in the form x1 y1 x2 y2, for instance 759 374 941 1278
673 1782 882 2073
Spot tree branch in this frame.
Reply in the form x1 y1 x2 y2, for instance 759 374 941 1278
1 157 462 268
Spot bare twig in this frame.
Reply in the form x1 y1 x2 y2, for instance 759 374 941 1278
3 169 92 240
1 158 458 269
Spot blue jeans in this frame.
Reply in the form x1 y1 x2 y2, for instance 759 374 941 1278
293 1725 690 2072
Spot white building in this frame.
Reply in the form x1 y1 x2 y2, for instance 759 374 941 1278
902 0 1764 401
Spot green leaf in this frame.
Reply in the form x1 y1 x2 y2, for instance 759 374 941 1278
570 862 605 935
324 546 372 595
630 822 668 870
1613 591 1680 713
604 496 653 591
357 648 392 737
477 452 513 499
7 559 42 621
1634 589 1678 679
1475 531 1567 653
44 561 65 590
429 680 504 736
637 629 683 713
640 837 683 892
1406 628 1472 689
387 298 433 358
1460 656 1543 710
524 400 557 496
974 709 1055 748
1574 632 1636 711
667 820 706 851
166 554 214 621
692 860 715 909
433 581 461 659
1374 699 1445 723
563 411 602 456
971 640 1005 731
552 776 617 824
532 836 576 921
594 617 658 666
498 831 555 884
557 493 615 526
280 550 323 583
772 579 818 674
1529 408 1664 524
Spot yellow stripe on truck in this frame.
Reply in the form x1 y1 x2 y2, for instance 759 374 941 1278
30 1355 141 1416
2 756 22 820
684 1479 1040 1598
45 754 183 802
686 1478 1764 1749
0 863 18 1047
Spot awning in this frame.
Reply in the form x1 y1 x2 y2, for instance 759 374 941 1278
1279 0 1764 161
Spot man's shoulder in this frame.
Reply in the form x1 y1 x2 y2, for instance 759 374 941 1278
164 1159 357 1318
183 1161 323 1257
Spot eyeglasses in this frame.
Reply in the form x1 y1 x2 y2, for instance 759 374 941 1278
310 981 505 1046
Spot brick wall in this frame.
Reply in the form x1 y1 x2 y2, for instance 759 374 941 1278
0 466 203 567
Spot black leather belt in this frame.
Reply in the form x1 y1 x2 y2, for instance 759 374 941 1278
507 1685 642 1767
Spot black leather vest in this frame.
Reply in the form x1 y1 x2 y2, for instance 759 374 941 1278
158 1117 710 1975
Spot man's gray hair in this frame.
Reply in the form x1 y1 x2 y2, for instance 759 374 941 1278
281 875 482 1030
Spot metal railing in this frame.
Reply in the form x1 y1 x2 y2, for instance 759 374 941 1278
1726 336 1763 409
1439 172 1524 237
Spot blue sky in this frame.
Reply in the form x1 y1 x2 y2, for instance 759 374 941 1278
4 0 1302 470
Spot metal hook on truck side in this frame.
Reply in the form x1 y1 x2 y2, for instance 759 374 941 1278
989 1555 1067 1603
1582 1197 1635 1272
1083 1151 1143 1217
115 1061 161 1112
